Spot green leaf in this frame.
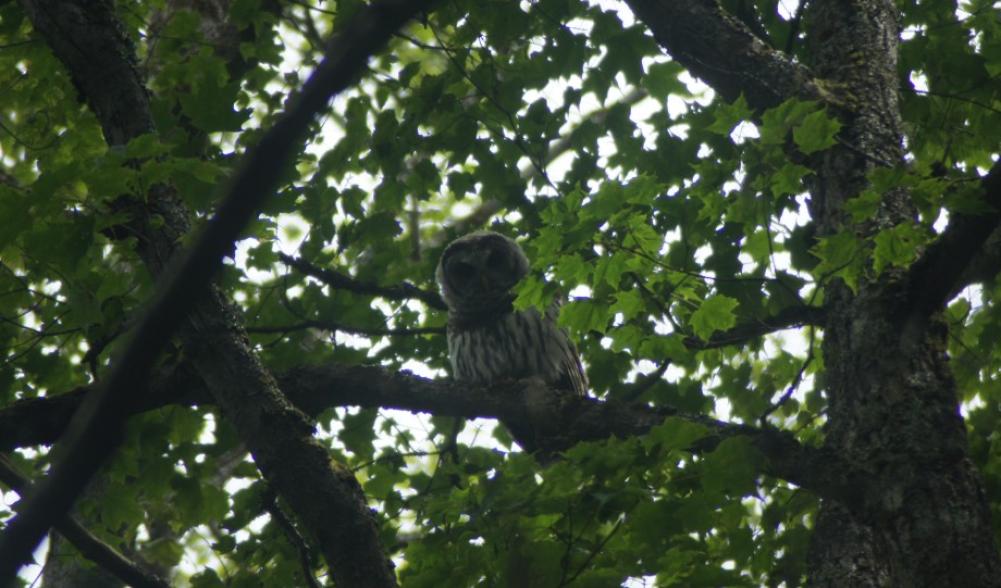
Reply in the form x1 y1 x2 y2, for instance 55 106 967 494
812 230 864 292
760 98 819 144
708 94 753 135
125 133 167 158
559 299 610 334
792 108 842 154
643 60 686 99
690 295 739 340
644 417 710 452
743 229 771 264
594 252 629 288
100 483 144 530
190 569 226 588
22 217 95 274
611 289 645 320
844 190 883 222
770 163 811 197
701 436 762 497
513 275 554 312
873 221 925 274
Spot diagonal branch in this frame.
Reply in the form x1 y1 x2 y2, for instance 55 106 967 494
905 160 1001 316
279 252 447 310
625 0 825 110
0 456 171 588
1 0 437 584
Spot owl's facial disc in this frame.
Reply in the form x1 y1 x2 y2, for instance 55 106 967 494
482 248 515 287
449 259 477 281
445 247 515 296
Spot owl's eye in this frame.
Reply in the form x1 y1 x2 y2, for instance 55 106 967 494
450 261 476 279
486 249 505 268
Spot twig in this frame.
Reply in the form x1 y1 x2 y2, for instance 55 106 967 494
558 517 623 587
246 319 444 337
683 304 825 350
758 325 816 423
279 252 447 310
620 360 670 403
263 489 322 588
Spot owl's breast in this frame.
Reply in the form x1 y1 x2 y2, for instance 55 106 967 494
447 307 570 387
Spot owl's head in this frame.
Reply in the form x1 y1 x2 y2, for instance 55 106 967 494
436 231 530 313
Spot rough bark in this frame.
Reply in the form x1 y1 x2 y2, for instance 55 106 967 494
624 0 825 109
800 2 1001 586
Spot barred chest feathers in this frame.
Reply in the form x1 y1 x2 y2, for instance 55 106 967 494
448 304 576 389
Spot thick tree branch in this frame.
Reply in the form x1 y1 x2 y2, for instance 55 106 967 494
279 252 448 310
948 226 1001 297
0 363 201 452
0 456 170 588
625 0 825 110
1 0 436 584
0 363 867 510
906 160 1001 315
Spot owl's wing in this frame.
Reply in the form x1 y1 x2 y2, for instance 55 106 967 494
546 299 589 398
562 339 589 398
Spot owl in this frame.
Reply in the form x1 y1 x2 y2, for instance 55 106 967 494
436 231 587 398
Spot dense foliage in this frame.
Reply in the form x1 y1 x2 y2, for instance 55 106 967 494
1 0 1001 586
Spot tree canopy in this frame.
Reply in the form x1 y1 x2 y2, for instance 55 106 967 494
1 0 1001 586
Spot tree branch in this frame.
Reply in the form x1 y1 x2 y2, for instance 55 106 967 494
906 160 1001 315
624 0 824 110
0 456 171 588
246 319 445 337
279 252 447 311
684 304 826 350
0 362 868 510
262 489 322 588
1 0 436 584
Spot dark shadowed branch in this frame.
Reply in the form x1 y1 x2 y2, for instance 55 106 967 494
684 304 826 350
906 159 1001 316
624 0 824 110
246 319 445 337
275 252 825 347
0 456 171 588
0 363 868 510
279 252 448 310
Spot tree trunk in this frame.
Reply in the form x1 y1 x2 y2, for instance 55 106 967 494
802 2 1001 585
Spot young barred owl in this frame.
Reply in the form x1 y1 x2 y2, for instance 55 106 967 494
436 231 587 397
